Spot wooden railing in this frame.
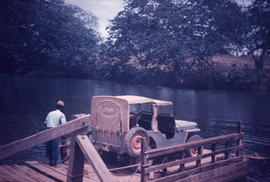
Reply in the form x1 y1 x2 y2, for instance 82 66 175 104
0 114 245 182
0 114 113 182
140 121 244 182
0 115 90 160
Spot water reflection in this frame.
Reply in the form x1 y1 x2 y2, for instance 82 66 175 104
0 74 270 181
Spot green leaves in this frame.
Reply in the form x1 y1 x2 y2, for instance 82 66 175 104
0 0 101 76
107 0 245 70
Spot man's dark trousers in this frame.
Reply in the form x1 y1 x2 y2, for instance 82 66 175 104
46 138 60 166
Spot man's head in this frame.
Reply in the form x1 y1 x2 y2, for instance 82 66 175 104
56 100 65 111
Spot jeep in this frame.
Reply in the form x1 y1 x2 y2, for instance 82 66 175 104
91 95 202 161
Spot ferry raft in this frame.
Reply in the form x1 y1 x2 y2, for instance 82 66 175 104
0 114 249 182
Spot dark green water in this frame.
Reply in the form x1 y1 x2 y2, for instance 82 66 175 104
0 74 269 181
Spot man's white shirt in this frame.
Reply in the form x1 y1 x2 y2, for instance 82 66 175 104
45 109 66 128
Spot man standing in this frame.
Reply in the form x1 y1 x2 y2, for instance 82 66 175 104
45 100 66 166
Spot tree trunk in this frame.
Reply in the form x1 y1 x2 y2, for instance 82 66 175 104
173 58 184 86
254 58 264 71
251 50 265 90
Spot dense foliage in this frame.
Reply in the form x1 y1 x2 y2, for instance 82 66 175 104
0 0 269 91
104 0 262 89
0 0 100 77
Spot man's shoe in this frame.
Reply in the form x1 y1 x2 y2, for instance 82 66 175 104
49 161 53 166
53 162 57 166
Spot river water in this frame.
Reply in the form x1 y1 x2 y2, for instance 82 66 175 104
0 74 269 181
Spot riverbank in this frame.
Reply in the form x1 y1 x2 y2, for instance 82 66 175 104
1 56 270 92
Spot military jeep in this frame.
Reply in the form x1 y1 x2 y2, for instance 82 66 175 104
91 95 202 160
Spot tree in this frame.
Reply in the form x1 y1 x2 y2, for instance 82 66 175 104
106 0 245 84
247 0 270 71
0 0 100 76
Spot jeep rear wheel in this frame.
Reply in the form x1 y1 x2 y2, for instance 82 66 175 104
187 135 204 157
125 127 148 158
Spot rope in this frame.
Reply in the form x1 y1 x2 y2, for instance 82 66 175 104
109 163 140 172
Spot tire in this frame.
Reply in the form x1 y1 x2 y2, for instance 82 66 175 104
187 135 204 157
125 127 148 158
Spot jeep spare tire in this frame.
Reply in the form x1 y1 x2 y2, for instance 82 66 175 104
125 127 148 157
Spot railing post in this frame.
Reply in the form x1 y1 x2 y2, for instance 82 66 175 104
179 151 185 172
211 144 216 163
236 120 243 156
75 135 112 182
141 137 148 182
196 146 202 167
67 134 84 182
162 156 168 176
225 141 229 159
237 120 242 133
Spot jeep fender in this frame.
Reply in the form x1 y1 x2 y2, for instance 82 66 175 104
185 128 201 142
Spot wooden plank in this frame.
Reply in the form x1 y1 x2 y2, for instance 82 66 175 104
84 162 141 182
0 173 9 181
146 133 244 158
149 156 243 182
175 158 248 182
67 134 85 182
26 161 66 181
0 165 16 181
1 164 37 182
213 159 248 182
26 161 96 182
141 137 149 182
0 172 9 181
83 162 142 182
145 145 242 173
46 162 95 182
0 115 91 160
0 165 20 181
72 114 87 119
75 135 113 182
26 160 141 182
13 164 57 182
79 163 100 182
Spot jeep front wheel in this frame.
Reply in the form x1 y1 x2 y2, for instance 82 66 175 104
187 135 204 157
125 127 148 158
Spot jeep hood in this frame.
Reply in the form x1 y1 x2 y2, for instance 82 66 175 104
175 120 198 131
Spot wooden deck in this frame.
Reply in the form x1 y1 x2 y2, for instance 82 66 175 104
0 159 248 182
0 161 140 182
0 163 55 182
0 148 248 182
